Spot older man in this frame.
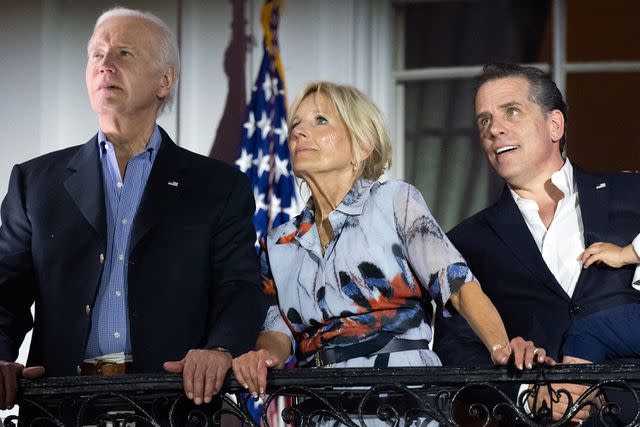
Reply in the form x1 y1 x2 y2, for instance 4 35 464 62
434 63 640 422
0 7 265 410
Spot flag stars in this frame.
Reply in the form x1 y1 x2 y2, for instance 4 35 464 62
253 188 268 214
235 149 253 173
235 55 297 239
283 197 300 219
274 155 290 182
262 72 273 100
273 118 288 146
243 111 256 138
252 148 271 178
258 154 271 177
269 194 282 222
256 111 272 140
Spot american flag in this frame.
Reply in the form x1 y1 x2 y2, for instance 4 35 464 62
235 0 297 247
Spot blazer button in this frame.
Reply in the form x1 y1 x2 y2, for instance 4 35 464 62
85 305 91 316
99 253 105 264
570 304 582 314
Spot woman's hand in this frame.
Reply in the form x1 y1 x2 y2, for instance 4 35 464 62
491 337 556 369
232 349 282 400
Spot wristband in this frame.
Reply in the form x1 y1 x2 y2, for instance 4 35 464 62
210 346 233 356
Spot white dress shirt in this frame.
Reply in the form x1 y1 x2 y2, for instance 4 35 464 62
512 160 640 409
510 160 585 297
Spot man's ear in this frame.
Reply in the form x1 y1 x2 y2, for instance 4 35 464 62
157 66 175 100
548 109 565 143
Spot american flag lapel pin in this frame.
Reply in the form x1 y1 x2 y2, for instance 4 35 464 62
595 182 606 190
168 180 179 187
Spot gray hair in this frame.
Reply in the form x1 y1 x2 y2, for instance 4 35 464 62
90 7 180 115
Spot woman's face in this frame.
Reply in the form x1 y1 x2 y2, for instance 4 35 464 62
288 93 354 181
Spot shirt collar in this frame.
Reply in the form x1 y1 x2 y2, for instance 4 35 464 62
550 158 575 197
289 178 375 241
335 178 375 215
509 158 575 208
301 178 374 217
97 124 162 162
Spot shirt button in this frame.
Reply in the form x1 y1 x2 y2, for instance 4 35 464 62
99 253 105 264
118 254 124 261
115 290 122 297
85 305 91 316
121 219 128 225
114 331 121 339
116 182 123 188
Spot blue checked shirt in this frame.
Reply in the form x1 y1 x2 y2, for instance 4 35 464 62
84 126 162 358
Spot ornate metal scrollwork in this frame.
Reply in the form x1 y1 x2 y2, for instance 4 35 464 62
3 365 639 427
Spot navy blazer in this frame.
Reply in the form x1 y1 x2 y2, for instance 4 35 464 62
0 128 266 376
434 167 640 367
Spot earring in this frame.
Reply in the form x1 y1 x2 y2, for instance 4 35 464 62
351 160 358 172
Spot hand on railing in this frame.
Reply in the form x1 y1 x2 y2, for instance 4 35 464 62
491 337 556 369
0 361 45 410
232 349 282 401
163 348 232 406
527 382 603 423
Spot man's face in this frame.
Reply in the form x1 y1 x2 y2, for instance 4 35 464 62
86 16 172 118
475 77 564 188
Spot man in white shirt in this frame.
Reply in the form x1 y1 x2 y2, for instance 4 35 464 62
434 63 640 424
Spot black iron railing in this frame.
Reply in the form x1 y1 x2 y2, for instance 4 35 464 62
3 364 640 426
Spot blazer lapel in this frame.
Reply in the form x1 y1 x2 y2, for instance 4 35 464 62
129 130 185 251
486 186 570 301
64 136 107 244
574 168 609 247
571 168 610 301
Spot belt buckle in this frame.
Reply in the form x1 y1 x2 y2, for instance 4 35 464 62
314 351 324 368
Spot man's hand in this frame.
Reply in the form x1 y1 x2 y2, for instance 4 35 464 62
0 361 45 410
580 242 640 269
163 349 232 405
527 383 599 422
231 349 281 400
491 337 556 369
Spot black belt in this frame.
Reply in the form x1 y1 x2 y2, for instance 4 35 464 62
302 339 430 368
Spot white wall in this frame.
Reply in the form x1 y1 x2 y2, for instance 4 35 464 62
0 0 393 192
0 0 392 419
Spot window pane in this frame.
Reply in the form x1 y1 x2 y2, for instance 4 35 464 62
401 0 551 69
566 73 640 172
403 80 502 231
567 0 640 62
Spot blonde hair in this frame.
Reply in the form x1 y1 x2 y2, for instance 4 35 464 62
288 82 392 181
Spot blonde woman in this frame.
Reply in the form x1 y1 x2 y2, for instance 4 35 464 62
233 83 551 415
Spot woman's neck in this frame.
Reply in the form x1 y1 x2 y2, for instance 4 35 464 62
306 173 356 222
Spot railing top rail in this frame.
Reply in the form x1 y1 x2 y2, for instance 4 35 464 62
18 364 640 397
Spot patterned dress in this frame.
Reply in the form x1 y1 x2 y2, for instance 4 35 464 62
261 179 477 368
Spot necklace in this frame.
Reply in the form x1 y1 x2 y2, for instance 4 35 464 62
315 211 333 255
